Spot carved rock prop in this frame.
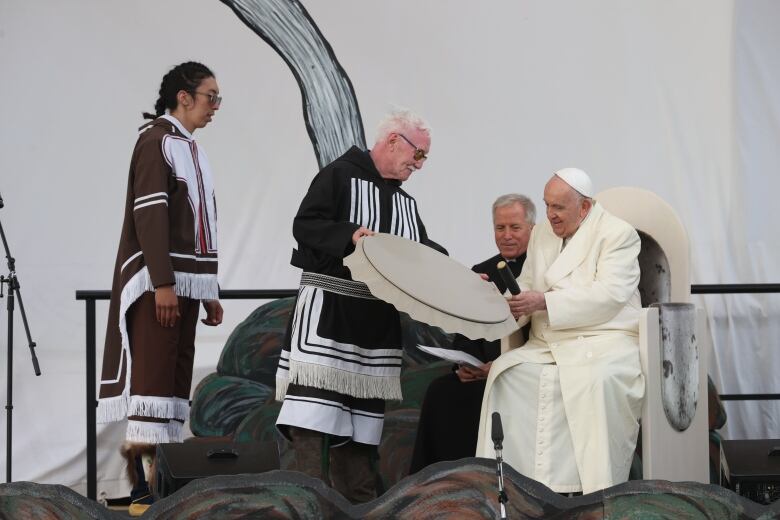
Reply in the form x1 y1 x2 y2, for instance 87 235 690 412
3 461 779 519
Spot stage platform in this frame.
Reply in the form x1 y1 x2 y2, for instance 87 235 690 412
2 458 780 519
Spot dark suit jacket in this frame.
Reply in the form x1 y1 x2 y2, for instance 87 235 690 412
452 252 526 362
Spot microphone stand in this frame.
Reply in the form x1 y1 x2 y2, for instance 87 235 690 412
0 192 42 483
492 412 508 520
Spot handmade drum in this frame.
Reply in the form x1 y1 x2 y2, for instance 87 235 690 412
344 233 517 341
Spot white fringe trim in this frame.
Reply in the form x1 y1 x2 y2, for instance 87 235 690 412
168 420 184 442
289 361 402 400
172 271 219 301
97 395 128 423
128 395 190 421
126 420 172 444
275 375 290 402
108 269 153 392
173 397 190 421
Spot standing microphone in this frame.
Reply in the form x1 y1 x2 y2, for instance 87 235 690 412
0 191 4 209
492 412 508 519
492 411 504 448
496 261 520 295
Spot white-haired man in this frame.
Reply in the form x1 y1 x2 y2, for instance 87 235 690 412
275 109 443 503
476 168 645 494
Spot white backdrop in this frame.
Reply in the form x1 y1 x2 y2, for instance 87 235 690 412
0 0 778 499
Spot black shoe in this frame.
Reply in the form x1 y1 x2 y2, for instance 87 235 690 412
128 455 154 515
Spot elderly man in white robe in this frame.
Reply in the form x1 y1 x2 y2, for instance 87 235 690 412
476 168 645 494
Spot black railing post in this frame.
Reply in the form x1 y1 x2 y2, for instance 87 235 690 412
86 298 96 501
719 394 780 401
691 283 780 294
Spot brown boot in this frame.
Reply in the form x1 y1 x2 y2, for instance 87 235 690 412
329 441 379 504
281 427 329 484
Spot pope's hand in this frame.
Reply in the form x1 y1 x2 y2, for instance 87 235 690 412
506 291 546 319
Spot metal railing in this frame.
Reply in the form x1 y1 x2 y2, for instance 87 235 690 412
76 283 780 500
75 289 297 501
690 284 780 402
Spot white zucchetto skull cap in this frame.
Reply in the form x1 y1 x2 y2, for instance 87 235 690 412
553 167 593 198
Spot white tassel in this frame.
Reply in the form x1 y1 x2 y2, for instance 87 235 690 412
289 362 402 400
129 395 188 420
167 421 185 442
275 376 290 401
126 421 172 444
173 271 219 301
97 395 128 423
173 397 190 421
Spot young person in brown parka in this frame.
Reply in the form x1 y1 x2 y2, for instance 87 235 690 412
97 61 224 514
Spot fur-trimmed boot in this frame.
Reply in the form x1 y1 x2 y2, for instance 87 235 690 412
121 442 157 517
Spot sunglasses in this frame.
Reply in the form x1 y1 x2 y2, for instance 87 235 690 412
398 133 428 161
192 91 222 107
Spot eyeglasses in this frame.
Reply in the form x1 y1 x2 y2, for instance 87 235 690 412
192 91 222 107
398 133 428 161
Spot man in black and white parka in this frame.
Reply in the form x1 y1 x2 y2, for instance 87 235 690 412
275 108 444 503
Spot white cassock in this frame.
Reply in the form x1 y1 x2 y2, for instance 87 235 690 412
476 202 645 494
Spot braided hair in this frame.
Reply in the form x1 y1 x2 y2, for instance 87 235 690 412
142 61 215 120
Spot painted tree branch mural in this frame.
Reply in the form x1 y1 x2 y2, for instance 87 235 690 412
220 0 366 168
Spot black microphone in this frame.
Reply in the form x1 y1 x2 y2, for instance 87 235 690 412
491 411 504 449
491 411 509 518
0 191 4 209
496 261 520 295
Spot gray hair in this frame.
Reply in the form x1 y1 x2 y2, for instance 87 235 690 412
374 107 431 143
492 193 536 225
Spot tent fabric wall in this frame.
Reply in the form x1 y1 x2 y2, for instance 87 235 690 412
706 0 780 440
0 0 777 498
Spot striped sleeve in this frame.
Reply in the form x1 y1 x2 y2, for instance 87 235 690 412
133 191 168 211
